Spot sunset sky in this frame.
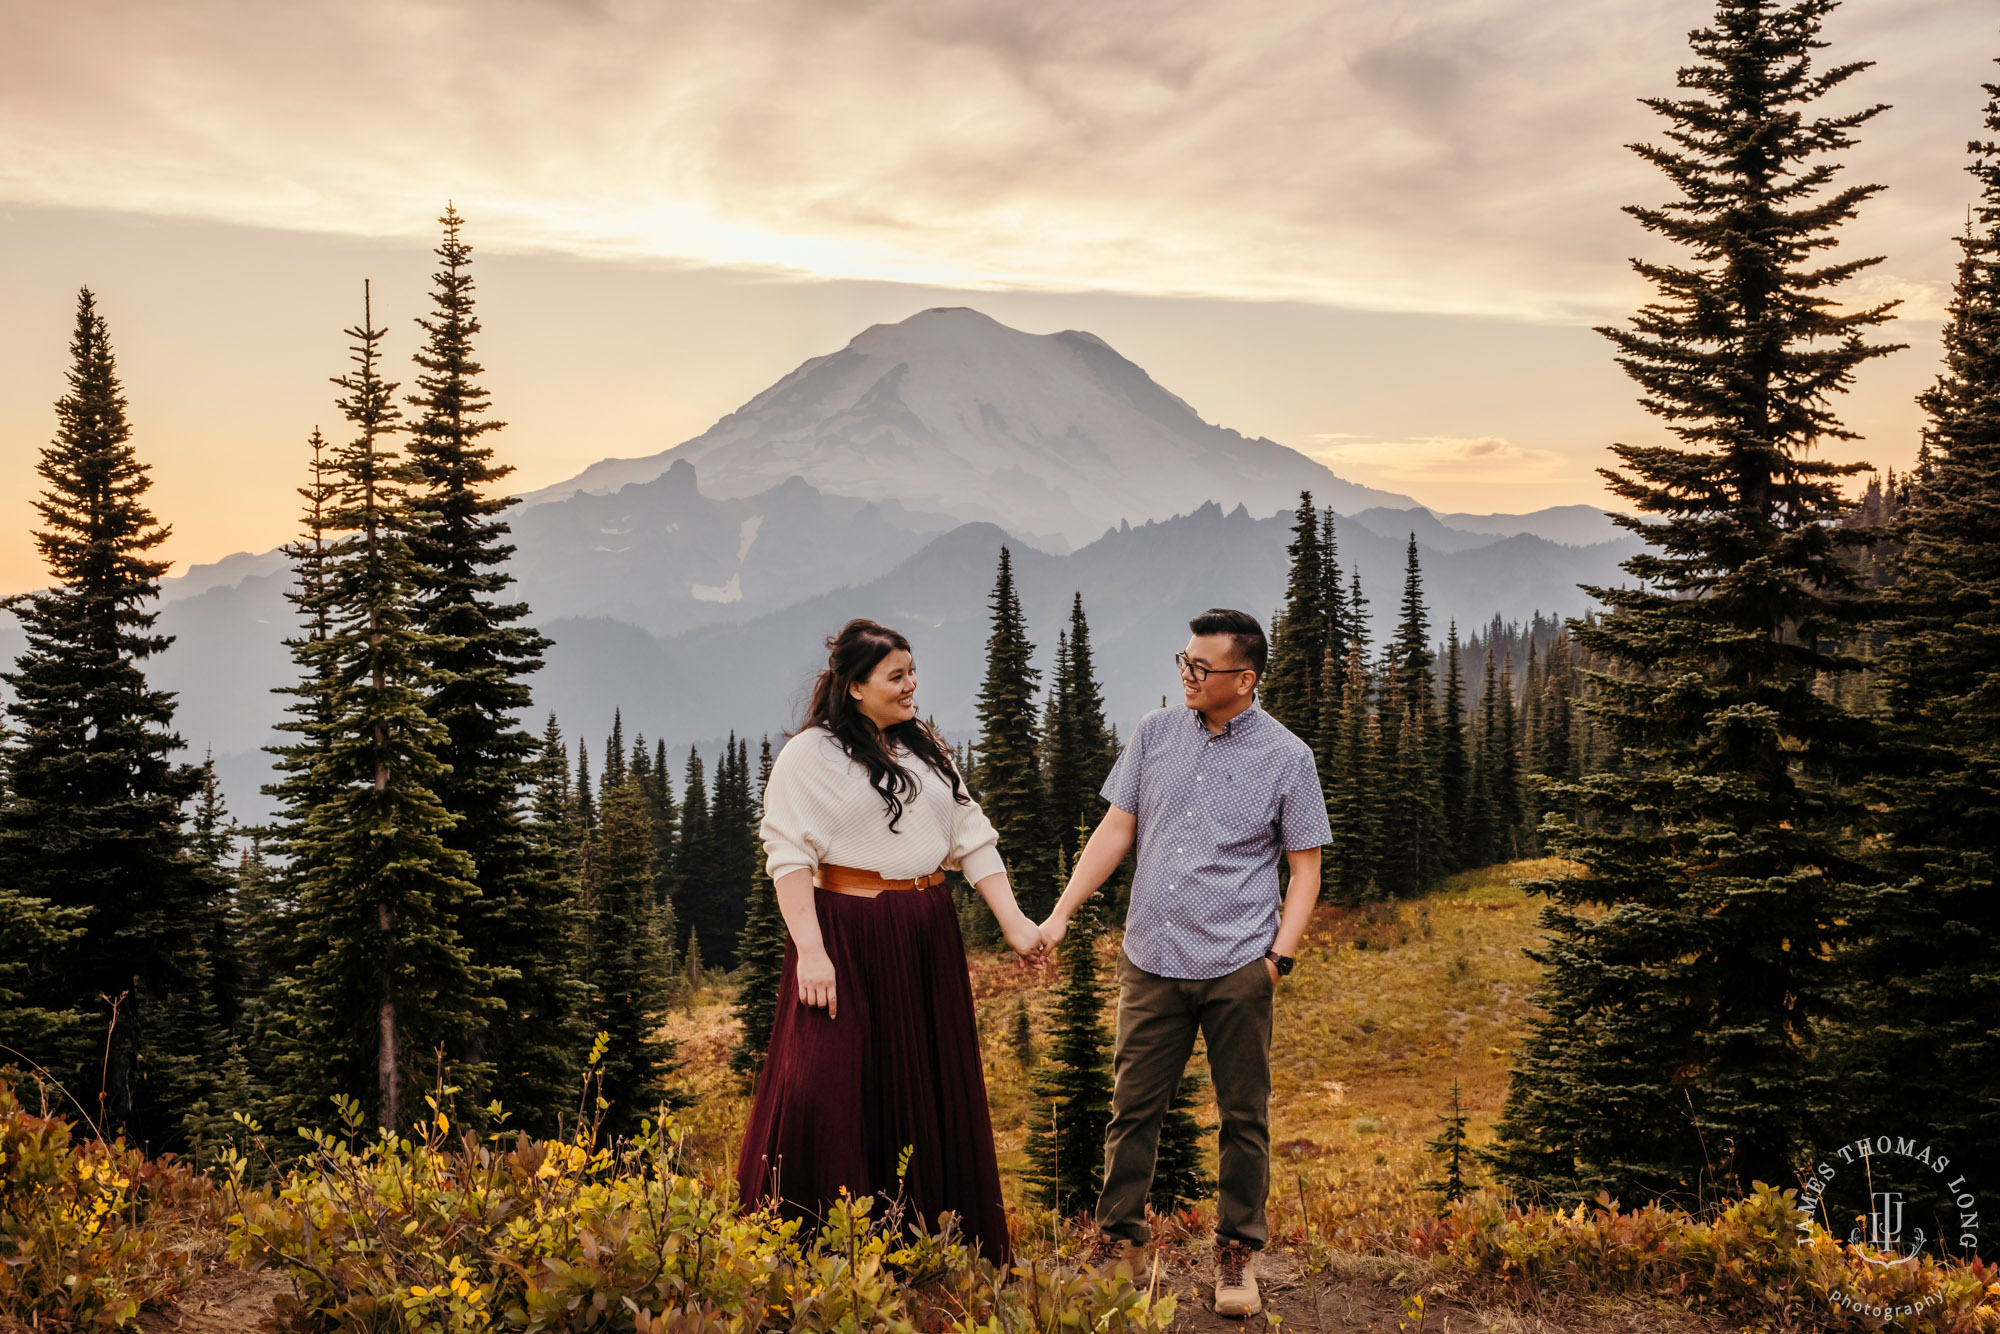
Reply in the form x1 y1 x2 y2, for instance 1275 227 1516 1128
0 0 1989 593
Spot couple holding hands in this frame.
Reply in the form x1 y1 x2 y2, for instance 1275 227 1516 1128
735 609 1330 1317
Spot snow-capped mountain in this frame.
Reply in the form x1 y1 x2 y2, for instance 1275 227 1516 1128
517 307 1416 548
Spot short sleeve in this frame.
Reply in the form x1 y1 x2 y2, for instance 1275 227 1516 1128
1278 746 1333 851
945 792 1008 884
1101 715 1146 812
760 735 831 882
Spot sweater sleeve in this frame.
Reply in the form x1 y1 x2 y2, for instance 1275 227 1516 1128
945 792 1008 884
760 735 829 883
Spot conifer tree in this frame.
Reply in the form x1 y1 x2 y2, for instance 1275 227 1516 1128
1044 593 1116 854
1319 508 1351 700
1009 995 1035 1067
709 735 760 967
641 736 679 909
1377 538 1447 895
0 289 220 1146
603 711 627 791
675 748 715 954
1022 843 1113 1213
1325 643 1379 902
1461 651 1501 869
1491 658 1525 861
580 779 680 1133
1263 493 1327 737
1149 1060 1216 1215
975 547 1048 914
731 739 787 1079
575 738 597 832
1439 625 1470 869
1492 0 1896 1204
186 757 242 1038
400 205 567 1119
1421 1080 1473 1210
273 284 485 1135
531 713 583 883
1845 66 2000 1170
0 887 86 1056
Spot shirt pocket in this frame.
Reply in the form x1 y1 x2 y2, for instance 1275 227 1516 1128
1209 770 1280 853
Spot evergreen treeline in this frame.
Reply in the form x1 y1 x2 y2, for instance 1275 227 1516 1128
1490 0 2000 1225
0 217 710 1149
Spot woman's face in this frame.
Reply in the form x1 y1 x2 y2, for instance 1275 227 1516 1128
850 647 919 731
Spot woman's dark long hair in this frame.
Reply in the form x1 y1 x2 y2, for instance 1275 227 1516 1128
799 619 968 831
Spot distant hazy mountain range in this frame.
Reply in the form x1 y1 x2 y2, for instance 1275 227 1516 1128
2 308 1635 822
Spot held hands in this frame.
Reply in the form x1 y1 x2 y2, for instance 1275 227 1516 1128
1000 911 1046 961
1036 912 1070 955
797 947 838 1019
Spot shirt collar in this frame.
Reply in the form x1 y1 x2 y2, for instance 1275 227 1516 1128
1191 701 1264 739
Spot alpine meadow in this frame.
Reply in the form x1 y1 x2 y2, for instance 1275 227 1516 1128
3 2 1999 1332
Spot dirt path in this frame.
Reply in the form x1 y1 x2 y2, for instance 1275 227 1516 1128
137 1250 1706 1334
138 1264 289 1334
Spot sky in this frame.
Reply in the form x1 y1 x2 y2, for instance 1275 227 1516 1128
0 0 1990 593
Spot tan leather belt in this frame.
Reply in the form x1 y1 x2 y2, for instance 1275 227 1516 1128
814 863 947 896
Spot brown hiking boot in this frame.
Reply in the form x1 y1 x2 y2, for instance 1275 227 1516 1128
1213 1239 1261 1317
1083 1230 1149 1278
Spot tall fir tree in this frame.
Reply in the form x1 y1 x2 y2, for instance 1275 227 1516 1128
273 284 485 1135
400 205 570 1119
1319 508 1351 698
1461 650 1502 869
1325 642 1380 902
1439 625 1471 868
0 289 221 1147
530 713 583 885
731 738 788 1079
641 735 679 914
1022 843 1114 1214
1043 594 1116 854
603 710 627 791
1844 65 2000 1179
580 779 680 1134
1263 493 1327 737
1491 657 1525 861
575 738 597 833
1491 0 1896 1204
1376 537 1447 896
975 547 1049 915
675 747 716 955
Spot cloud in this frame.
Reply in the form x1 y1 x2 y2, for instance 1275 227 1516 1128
0 0 1984 320
1303 434 1572 487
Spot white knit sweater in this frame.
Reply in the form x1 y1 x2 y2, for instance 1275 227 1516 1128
760 726 1008 886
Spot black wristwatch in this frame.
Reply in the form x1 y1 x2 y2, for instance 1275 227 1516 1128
1264 949 1295 977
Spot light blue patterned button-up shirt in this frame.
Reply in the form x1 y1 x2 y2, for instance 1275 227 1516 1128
1103 703 1331 981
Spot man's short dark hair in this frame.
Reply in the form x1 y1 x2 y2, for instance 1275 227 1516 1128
1188 608 1267 679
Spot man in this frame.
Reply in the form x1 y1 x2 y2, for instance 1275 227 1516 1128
1038 608 1329 1318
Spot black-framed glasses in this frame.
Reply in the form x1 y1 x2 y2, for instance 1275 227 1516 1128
1175 652 1254 683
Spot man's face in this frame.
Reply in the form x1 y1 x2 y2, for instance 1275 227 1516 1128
1179 633 1256 711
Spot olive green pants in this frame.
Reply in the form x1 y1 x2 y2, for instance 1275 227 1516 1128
1095 950 1274 1247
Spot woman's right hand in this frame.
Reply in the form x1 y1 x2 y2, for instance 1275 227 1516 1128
797 947 838 1019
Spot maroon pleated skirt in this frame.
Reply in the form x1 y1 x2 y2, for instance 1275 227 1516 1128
735 882 1011 1265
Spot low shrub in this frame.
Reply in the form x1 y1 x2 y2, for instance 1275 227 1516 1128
1373 1183 2000 1333
0 1084 226 1330
227 1091 1175 1332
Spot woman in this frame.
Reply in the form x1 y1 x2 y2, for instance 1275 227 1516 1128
736 619 1042 1264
